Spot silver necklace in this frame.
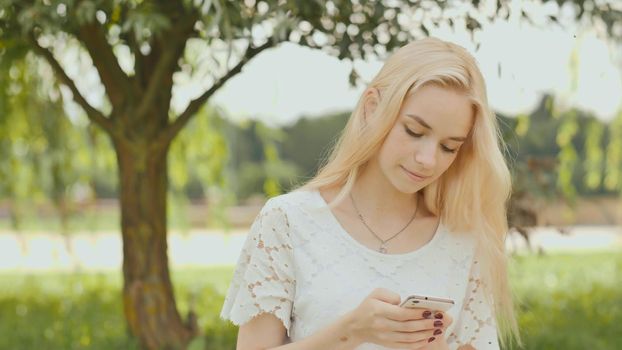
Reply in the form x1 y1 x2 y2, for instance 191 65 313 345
349 191 419 254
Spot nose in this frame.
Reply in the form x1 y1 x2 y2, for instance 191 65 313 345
414 141 437 169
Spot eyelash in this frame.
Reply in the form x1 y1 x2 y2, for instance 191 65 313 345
404 127 458 154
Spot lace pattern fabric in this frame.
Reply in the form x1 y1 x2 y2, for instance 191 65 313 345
219 197 296 337
446 258 500 349
220 190 500 349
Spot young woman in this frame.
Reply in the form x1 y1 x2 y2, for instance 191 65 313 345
220 37 522 350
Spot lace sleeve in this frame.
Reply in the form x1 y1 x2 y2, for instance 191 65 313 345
220 198 296 337
447 257 500 350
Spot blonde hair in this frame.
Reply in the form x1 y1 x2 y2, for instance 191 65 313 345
297 37 521 348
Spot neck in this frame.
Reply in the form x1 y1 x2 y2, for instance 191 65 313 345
351 158 419 220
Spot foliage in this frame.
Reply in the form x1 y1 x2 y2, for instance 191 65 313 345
169 105 235 230
604 114 622 192
497 96 622 204
280 112 350 184
1 99 620 234
0 54 115 232
1 1 619 208
0 58 44 230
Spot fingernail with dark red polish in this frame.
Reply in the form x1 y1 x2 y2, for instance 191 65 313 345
434 320 443 327
434 312 443 319
422 310 432 318
434 329 443 335
428 337 436 343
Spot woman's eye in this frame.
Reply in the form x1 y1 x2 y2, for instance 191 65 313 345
442 145 458 154
404 127 422 138
404 126 458 154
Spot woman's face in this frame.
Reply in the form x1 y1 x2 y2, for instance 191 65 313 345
375 84 474 193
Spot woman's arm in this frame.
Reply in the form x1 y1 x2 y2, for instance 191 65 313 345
237 312 360 350
238 287 450 350
445 257 500 349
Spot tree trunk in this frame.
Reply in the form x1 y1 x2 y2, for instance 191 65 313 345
115 140 195 350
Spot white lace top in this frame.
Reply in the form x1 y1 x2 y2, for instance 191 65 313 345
220 189 500 349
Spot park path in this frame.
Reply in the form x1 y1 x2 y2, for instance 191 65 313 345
0 226 620 272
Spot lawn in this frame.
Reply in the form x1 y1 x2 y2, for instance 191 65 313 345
0 251 620 349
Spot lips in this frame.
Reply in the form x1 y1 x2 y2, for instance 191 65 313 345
401 166 430 180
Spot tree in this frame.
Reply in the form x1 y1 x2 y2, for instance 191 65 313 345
1 0 620 348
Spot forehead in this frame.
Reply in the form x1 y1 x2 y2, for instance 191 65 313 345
399 84 474 138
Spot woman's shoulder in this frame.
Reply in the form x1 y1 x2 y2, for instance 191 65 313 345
259 189 329 234
263 188 319 211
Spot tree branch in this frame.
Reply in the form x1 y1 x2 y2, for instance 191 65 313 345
76 23 133 108
158 39 274 146
124 31 145 93
135 11 199 121
30 35 115 134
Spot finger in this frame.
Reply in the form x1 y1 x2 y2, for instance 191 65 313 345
387 305 433 321
432 311 453 329
369 288 402 306
393 328 438 344
384 317 444 333
376 331 434 349
392 332 439 349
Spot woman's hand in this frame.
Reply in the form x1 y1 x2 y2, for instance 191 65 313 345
420 336 451 350
344 288 453 349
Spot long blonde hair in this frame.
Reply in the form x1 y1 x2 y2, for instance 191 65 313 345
297 37 521 348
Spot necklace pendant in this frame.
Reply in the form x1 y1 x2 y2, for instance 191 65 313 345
378 245 388 254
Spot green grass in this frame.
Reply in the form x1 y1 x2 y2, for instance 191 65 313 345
508 251 622 349
0 267 236 350
0 252 620 349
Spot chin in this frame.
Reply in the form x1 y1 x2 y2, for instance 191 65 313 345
393 177 424 194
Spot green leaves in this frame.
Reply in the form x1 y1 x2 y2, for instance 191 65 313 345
556 112 579 200
121 3 171 43
0 55 116 232
583 118 604 190
604 113 622 192
168 105 234 228
75 1 99 26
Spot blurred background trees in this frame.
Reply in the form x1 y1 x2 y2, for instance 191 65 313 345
1 0 621 349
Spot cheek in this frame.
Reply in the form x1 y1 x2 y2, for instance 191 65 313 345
379 128 408 160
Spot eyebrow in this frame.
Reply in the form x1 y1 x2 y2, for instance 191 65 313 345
405 114 467 142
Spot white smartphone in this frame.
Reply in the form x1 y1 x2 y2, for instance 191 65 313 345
400 294 455 312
